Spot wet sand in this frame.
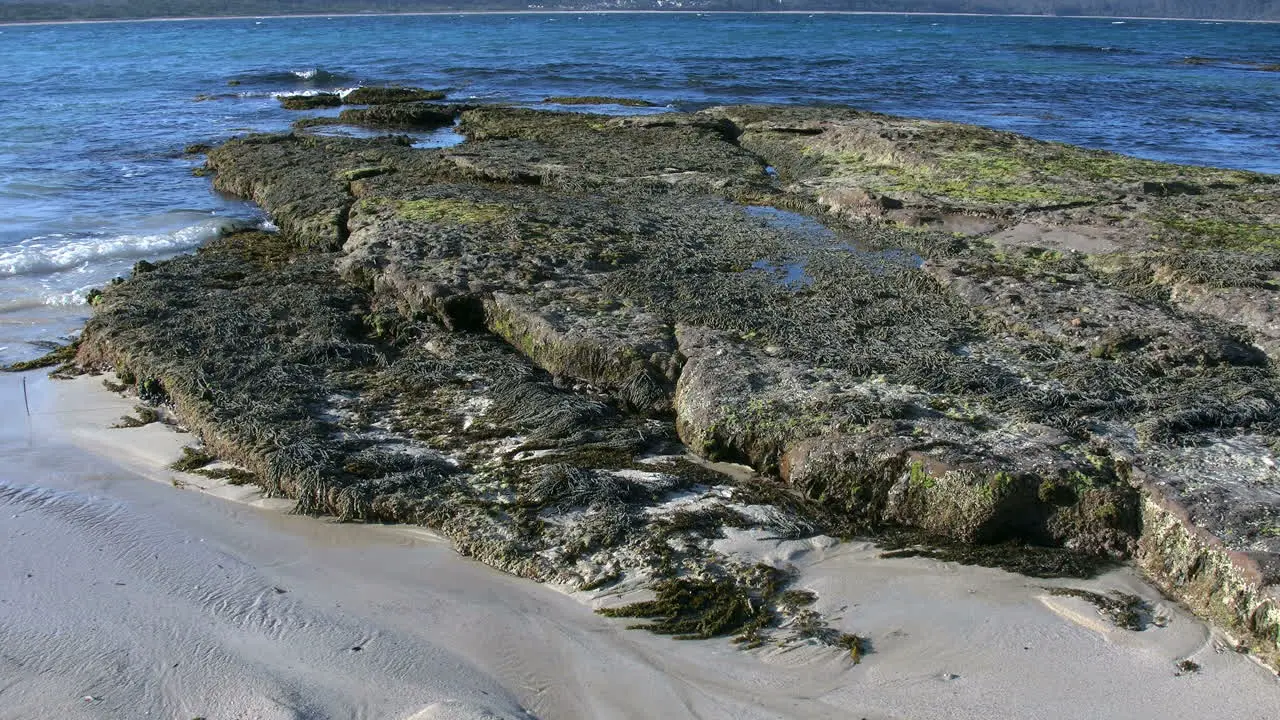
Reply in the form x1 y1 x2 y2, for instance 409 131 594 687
2 371 1277 719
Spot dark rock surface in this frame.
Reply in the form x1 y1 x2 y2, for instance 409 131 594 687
344 86 447 105
278 93 343 110
336 101 466 130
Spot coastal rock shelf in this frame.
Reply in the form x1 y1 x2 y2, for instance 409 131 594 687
63 104 1280 664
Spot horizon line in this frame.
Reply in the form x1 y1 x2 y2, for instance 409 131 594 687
2 9 1276 29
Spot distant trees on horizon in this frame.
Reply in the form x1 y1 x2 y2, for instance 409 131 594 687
1 0 1275 22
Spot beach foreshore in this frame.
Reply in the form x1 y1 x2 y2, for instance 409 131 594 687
2 369 1279 719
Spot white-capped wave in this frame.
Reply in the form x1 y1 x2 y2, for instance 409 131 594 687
0 219 244 277
42 284 100 307
261 87 359 99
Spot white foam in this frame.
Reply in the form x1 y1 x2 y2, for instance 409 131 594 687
256 87 359 99
42 284 100 307
0 219 237 277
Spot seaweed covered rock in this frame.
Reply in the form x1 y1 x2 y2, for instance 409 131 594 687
452 107 769 195
336 102 466 130
344 86 447 105
279 93 343 110
74 226 866 651
205 133 430 249
82 103 1280 667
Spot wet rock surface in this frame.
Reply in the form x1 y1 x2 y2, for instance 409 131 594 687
61 104 1280 665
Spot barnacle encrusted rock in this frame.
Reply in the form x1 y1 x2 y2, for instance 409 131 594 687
67 104 1280 664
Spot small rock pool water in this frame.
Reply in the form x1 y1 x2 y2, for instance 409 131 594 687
742 205 924 290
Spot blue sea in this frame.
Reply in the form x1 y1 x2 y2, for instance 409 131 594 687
0 12 1277 364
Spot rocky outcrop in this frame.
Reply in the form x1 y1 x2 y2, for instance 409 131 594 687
674 326 1139 553
73 103 1280 665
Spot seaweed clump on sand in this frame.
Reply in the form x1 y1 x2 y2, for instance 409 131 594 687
170 446 215 472
2 341 79 373
1047 587 1156 631
599 568 780 640
68 102 1280 667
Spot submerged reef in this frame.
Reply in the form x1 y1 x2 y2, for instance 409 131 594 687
543 95 660 107
46 104 1280 665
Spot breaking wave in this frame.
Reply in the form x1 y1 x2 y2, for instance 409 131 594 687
41 284 101 306
0 219 250 277
229 67 356 87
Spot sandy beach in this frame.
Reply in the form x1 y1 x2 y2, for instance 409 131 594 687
2 369 1277 719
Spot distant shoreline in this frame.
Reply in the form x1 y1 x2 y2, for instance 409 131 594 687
1 10 1276 29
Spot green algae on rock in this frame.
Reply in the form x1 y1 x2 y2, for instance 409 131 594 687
82 103 1280 667
707 104 1269 220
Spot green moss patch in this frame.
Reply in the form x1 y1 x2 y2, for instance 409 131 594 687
394 197 511 224
1155 216 1280 251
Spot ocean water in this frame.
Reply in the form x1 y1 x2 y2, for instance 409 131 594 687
0 12 1277 364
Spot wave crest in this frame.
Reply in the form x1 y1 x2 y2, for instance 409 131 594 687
229 67 355 87
0 219 250 277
